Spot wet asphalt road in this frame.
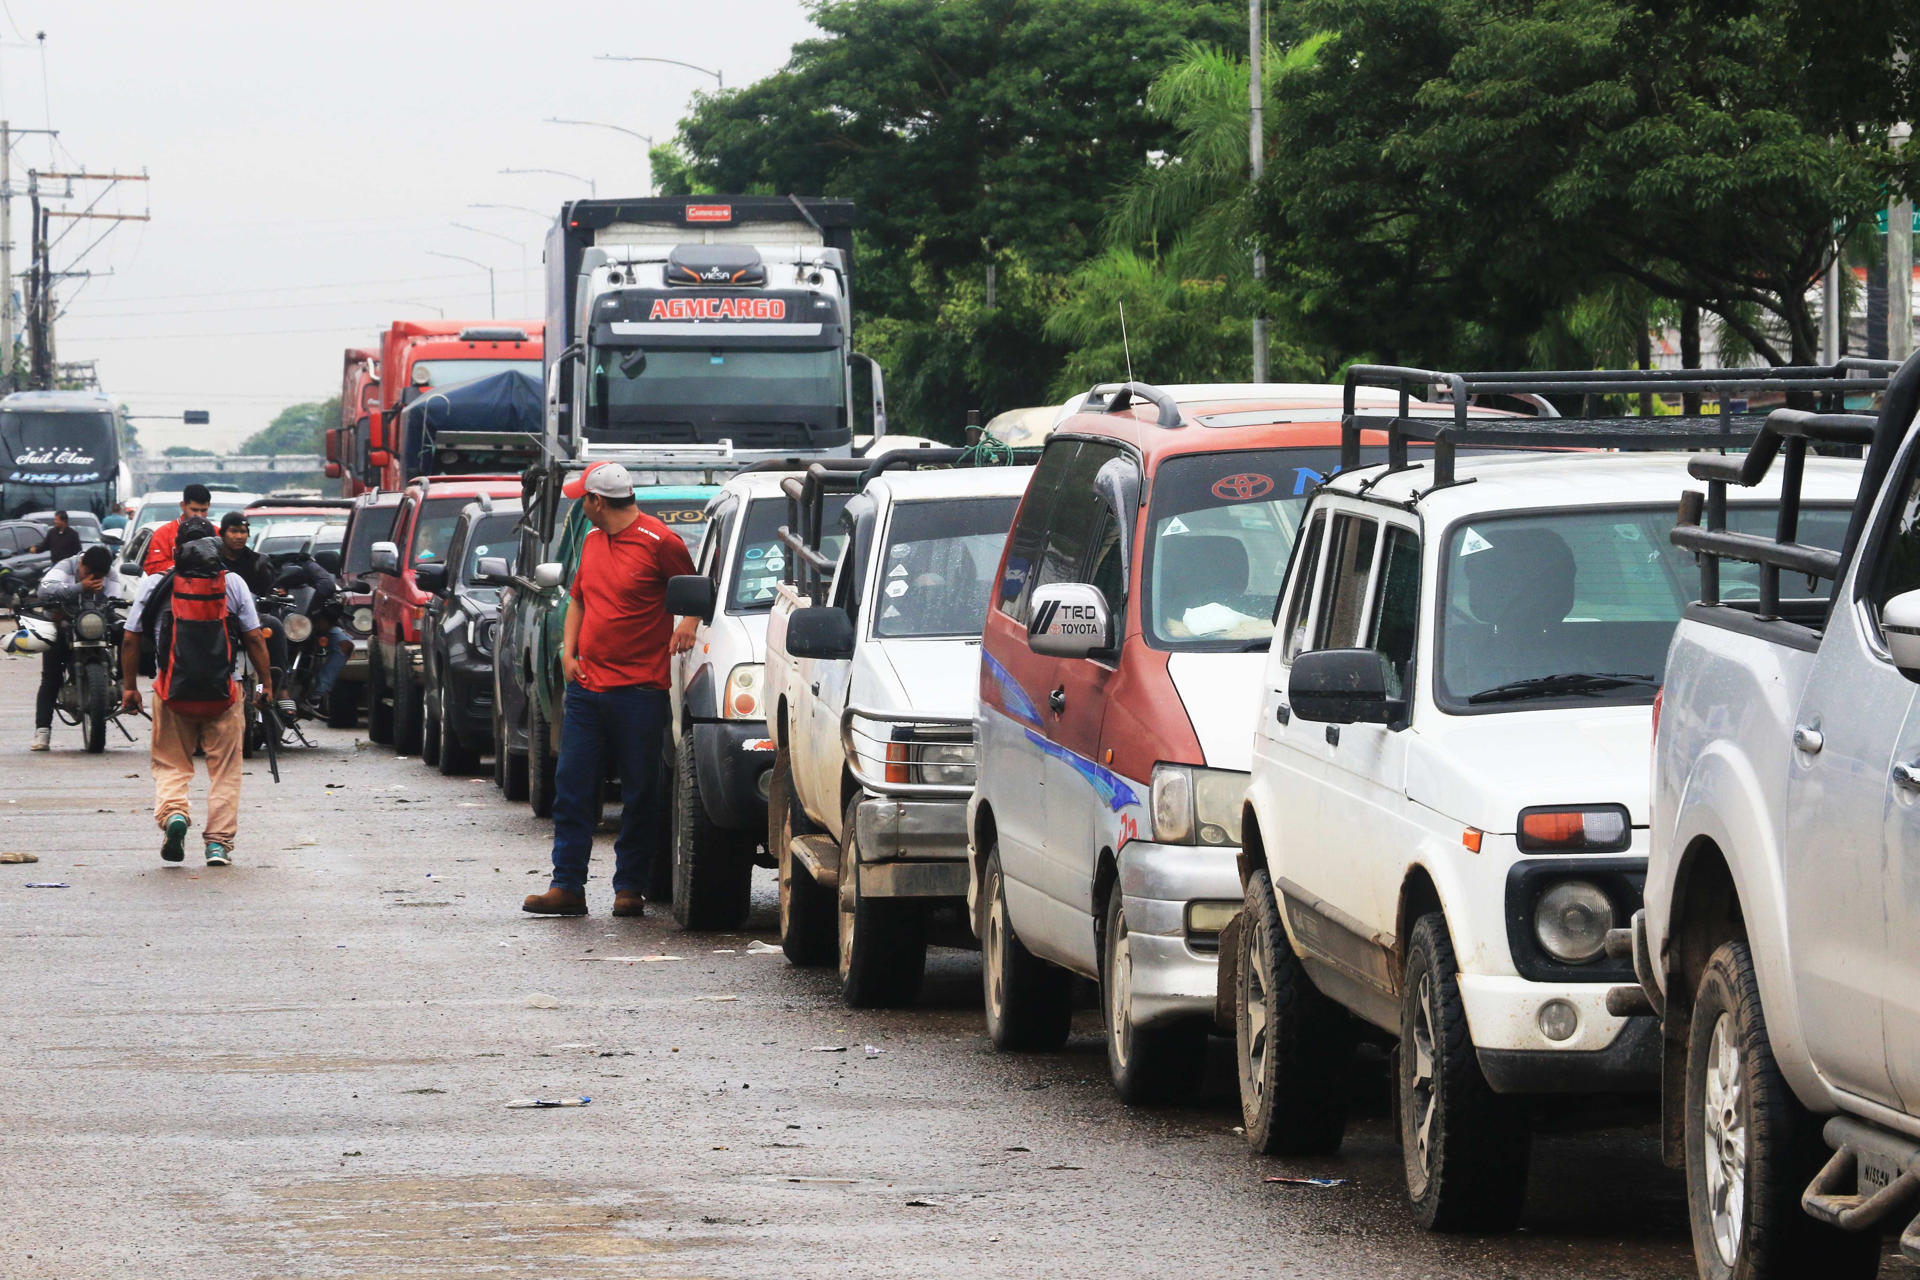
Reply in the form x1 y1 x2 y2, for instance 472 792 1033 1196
3 662 1912 1280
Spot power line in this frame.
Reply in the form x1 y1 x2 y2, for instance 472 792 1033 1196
76 266 542 307
66 286 502 320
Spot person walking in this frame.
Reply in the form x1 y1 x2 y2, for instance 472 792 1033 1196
141 483 213 575
28 545 123 751
523 462 697 918
30 510 82 564
120 517 271 867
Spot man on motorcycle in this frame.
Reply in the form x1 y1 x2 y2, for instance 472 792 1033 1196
28 545 121 751
271 543 353 719
217 513 293 722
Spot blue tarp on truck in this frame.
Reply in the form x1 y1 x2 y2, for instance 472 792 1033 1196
399 370 544 480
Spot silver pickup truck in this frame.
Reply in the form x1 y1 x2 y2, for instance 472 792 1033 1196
1630 355 1919 1280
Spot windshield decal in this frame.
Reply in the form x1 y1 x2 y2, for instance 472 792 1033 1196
1211 473 1274 501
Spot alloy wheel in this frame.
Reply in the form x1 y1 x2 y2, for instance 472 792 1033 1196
1702 1011 1748 1267
1107 911 1135 1070
1243 940 1271 1100
1409 971 1439 1189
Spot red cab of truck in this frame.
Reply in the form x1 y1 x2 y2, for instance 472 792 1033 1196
329 348 381 497
369 320 544 492
366 473 523 751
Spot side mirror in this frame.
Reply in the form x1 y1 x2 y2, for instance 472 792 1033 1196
313 549 343 574
325 462 343 479
666 574 717 624
1288 648 1403 725
101 528 123 546
368 541 400 576
532 561 565 592
369 449 391 469
414 562 449 594
786 605 855 661
1026 582 1113 659
1886 589 1920 672
475 556 511 586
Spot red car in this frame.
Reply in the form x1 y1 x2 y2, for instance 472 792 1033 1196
367 473 522 754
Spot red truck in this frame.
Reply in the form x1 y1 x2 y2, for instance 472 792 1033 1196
365 472 525 753
327 347 381 497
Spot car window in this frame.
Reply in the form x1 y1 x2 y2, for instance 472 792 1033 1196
1368 525 1421 699
1280 511 1327 664
731 493 850 612
1032 443 1122 602
1087 505 1127 639
1313 513 1379 650
996 440 1077 625
461 512 522 590
872 497 1021 639
1871 456 1920 612
409 497 468 565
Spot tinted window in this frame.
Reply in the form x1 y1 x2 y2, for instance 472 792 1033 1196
1033 444 1121 600
872 497 1021 638
1280 512 1326 663
344 501 401 575
1314 514 1378 650
997 441 1076 625
408 497 467 565
1369 526 1420 699
461 512 522 589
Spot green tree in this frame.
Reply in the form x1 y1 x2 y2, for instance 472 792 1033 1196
161 445 213 457
242 397 339 456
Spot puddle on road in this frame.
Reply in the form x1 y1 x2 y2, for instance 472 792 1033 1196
187 1173 680 1276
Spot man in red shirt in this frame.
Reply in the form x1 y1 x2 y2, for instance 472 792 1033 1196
141 483 213 575
524 461 698 918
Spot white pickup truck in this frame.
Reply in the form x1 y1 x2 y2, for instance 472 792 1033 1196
764 455 1032 1007
1632 356 1916 1280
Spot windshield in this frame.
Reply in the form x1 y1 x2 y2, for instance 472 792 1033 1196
247 513 346 548
409 358 542 391
730 493 850 612
873 497 1021 639
0 410 115 480
593 348 844 412
1437 503 1852 710
636 497 711 551
343 501 401 575
461 511 521 589
409 497 468 566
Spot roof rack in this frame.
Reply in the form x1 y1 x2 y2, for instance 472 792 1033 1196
244 496 355 510
1340 360 1898 488
1091 381 1183 429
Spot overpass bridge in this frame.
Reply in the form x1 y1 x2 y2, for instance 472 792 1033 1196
131 453 327 493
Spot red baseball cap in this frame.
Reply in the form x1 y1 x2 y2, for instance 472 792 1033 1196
562 460 635 499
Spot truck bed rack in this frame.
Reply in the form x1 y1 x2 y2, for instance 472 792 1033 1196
1338 361 1897 489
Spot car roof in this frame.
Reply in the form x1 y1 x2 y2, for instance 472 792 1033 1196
871 465 1036 501
410 477 521 497
1324 450 1864 519
246 505 350 518
459 499 524 519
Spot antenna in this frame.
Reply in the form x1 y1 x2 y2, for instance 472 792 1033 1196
1119 300 1135 383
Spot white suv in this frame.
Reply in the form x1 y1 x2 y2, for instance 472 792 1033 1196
1234 385 1862 1233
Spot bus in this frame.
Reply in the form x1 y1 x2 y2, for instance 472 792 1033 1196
0 390 124 520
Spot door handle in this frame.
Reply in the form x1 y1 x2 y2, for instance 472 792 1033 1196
1048 686 1066 715
1324 725 1340 747
1792 724 1824 754
1275 703 1291 725
1895 761 1920 792
811 681 821 696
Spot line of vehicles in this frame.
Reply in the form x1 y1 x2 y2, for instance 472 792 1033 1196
273 188 1920 1276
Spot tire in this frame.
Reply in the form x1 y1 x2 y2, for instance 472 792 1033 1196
1685 940 1882 1280
367 646 394 745
527 692 556 819
79 661 109 754
241 695 260 760
980 846 1073 1051
771 744 834 965
420 674 442 768
1400 912 1532 1232
437 680 478 776
671 728 752 929
1102 887 1206 1105
838 795 927 1008
393 651 423 756
326 683 359 729
646 729 674 904
1237 869 1354 1153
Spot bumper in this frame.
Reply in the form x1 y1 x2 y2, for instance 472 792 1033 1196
444 657 495 741
693 720 775 832
1458 971 1660 1091
1117 840 1243 1030
853 797 969 899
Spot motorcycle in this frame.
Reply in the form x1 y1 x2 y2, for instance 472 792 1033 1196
245 582 332 758
12 591 130 753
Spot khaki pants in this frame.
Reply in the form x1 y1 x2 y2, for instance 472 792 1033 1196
151 698 245 847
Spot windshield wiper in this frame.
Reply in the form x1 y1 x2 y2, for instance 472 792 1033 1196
1466 671 1657 705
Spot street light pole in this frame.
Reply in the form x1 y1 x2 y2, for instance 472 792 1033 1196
427 250 495 319
1893 122 1914 363
452 220 530 315
500 167 596 198
595 55 723 90
545 118 655 194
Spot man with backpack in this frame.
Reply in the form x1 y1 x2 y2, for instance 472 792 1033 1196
119 517 271 867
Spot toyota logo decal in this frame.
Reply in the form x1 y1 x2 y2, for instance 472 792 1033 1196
1211 472 1274 501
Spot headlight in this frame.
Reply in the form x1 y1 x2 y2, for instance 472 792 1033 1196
73 610 107 641
473 617 497 658
351 606 374 634
883 736 974 786
1516 804 1631 853
283 613 313 644
1533 880 1615 964
1150 764 1246 846
724 663 764 719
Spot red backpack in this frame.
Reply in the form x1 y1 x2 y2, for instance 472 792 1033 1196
153 555 238 720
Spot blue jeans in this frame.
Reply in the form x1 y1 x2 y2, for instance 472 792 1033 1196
549 682 669 895
313 627 354 698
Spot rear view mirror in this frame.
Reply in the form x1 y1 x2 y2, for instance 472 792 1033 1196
368 541 400 576
786 606 855 661
475 556 510 586
532 561 565 592
1289 648 1402 725
666 574 717 624
1886 589 1920 673
1026 583 1113 659
414 563 448 594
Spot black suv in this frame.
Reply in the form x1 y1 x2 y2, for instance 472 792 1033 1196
419 498 521 775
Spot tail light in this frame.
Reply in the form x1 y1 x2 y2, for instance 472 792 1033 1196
1651 686 1663 747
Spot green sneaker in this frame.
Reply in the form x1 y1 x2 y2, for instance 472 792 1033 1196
204 842 233 868
160 814 189 863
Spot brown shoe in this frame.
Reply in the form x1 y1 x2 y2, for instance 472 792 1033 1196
611 892 644 918
522 886 588 916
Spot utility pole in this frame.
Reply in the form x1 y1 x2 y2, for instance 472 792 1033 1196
21 166 149 389
1249 0 1268 383
1892 122 1914 362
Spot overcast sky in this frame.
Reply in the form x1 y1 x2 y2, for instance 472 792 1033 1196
19 0 819 452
